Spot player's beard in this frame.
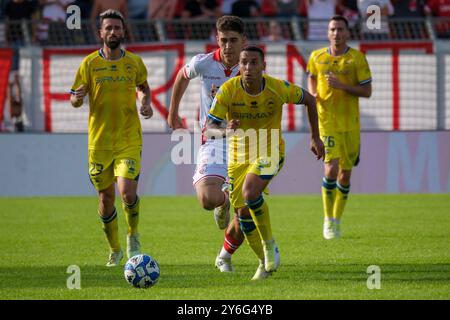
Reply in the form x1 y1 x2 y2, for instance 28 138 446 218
105 36 123 50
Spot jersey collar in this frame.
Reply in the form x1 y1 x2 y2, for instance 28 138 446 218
214 49 239 77
327 46 350 56
99 48 125 60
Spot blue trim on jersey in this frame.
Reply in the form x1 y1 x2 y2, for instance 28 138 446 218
70 89 76 94
99 48 125 60
298 87 305 104
208 113 223 123
360 78 372 85
327 46 350 56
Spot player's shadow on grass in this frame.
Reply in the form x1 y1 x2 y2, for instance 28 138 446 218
1 263 449 289
273 263 450 281
0 265 127 289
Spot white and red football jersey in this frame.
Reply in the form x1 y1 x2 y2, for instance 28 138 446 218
183 49 240 131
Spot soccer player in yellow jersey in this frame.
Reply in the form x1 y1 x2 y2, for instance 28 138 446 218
208 46 324 279
307 15 372 240
70 10 153 266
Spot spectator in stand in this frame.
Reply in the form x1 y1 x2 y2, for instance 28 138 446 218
391 0 427 39
231 0 261 17
392 0 427 17
426 0 450 38
181 0 221 40
261 0 278 17
261 19 286 41
357 0 394 40
307 0 337 40
91 0 133 42
181 0 222 19
128 0 149 20
221 0 236 15
36 0 74 45
148 0 178 19
232 0 261 39
4 0 38 132
91 0 128 18
4 0 38 46
73 0 93 19
337 0 359 28
277 0 303 17
8 71 24 132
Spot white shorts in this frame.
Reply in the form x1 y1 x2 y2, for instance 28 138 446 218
192 138 227 186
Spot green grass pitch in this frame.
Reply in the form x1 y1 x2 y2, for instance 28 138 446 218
1 195 449 300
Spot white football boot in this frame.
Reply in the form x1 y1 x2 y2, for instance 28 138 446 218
323 219 336 240
263 239 280 272
106 250 123 267
215 255 234 272
251 260 272 280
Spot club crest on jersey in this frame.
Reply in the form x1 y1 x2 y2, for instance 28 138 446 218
125 64 134 73
265 98 275 109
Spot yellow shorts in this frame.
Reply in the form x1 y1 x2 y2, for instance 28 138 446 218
228 155 285 209
88 147 141 191
321 129 360 170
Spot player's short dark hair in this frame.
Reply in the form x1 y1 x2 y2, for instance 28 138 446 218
241 45 265 61
99 9 125 29
216 15 245 35
329 15 349 29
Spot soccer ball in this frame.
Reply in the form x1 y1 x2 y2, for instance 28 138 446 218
124 254 160 288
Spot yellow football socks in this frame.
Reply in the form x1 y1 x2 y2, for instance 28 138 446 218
246 195 273 243
322 177 337 221
100 208 121 253
122 196 140 235
238 216 264 260
334 183 350 221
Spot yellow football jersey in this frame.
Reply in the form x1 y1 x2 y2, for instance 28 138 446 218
307 47 371 133
71 49 148 150
209 74 304 163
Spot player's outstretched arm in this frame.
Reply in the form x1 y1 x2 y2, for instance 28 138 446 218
70 84 87 108
137 81 153 119
302 90 325 160
168 68 190 129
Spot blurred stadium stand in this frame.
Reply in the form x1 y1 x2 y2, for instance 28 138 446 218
0 18 448 45
0 17 449 133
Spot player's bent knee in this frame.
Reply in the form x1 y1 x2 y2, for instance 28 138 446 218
121 192 137 205
242 188 260 202
338 169 352 184
197 192 219 211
